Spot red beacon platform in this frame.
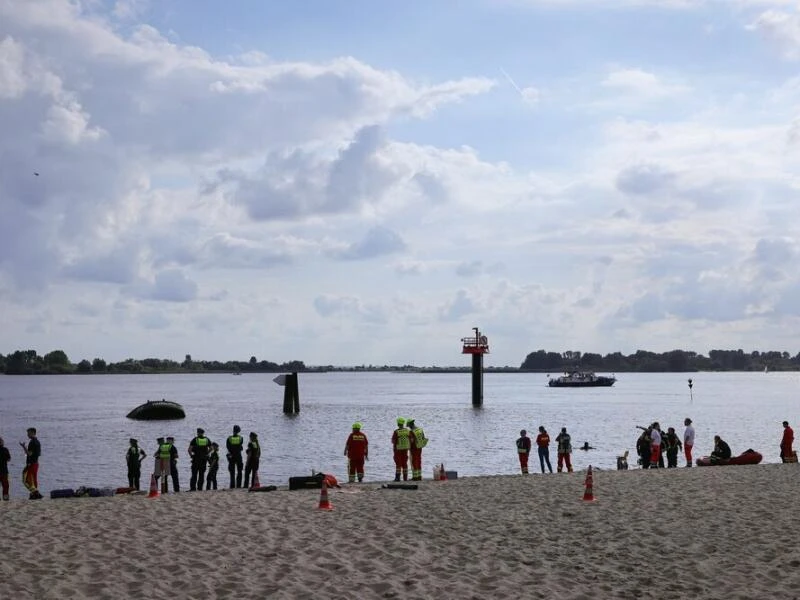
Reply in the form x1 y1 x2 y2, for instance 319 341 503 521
461 327 489 355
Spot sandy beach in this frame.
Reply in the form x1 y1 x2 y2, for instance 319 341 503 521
2 465 800 599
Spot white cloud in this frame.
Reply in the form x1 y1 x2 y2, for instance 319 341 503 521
748 9 800 59
4 0 800 365
601 68 689 100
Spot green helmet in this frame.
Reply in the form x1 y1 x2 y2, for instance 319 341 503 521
352 422 362 430
396 417 405 426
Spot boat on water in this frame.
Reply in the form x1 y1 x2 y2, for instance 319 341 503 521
695 449 762 467
548 371 616 388
126 399 186 420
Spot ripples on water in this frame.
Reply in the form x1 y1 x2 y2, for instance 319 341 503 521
0 372 796 497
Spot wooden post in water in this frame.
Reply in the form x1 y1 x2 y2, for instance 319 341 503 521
282 372 300 415
461 327 489 408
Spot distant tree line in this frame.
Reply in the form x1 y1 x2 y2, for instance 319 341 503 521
3 347 798 375
520 349 800 372
0 350 308 375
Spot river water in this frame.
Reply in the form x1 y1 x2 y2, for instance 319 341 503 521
0 371 795 497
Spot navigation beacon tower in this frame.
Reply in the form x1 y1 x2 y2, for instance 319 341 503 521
461 327 489 407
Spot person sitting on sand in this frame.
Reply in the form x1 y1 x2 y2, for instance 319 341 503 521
710 435 732 463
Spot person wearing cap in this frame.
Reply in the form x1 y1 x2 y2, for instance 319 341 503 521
125 438 147 490
244 431 261 488
781 421 794 463
166 436 180 492
555 427 573 473
683 418 695 467
407 419 427 481
516 429 531 474
206 442 220 490
344 423 369 483
189 427 211 491
226 425 245 488
391 418 410 482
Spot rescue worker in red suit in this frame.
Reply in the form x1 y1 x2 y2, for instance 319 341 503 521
516 429 531 474
781 421 794 462
344 422 368 482
407 418 427 481
391 417 410 482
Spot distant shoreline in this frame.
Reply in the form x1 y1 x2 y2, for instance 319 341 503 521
0 367 794 375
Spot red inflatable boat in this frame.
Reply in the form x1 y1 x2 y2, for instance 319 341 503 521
695 449 763 467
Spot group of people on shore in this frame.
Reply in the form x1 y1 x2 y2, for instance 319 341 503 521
515 426 577 474
131 426 263 493
2 417 797 499
636 419 695 468
0 428 43 500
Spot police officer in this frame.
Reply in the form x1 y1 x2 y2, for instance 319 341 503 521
188 428 211 491
166 436 180 492
226 425 245 488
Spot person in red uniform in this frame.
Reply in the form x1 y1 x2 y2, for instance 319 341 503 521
391 418 410 482
407 418 427 481
344 422 369 483
781 421 794 462
516 430 531 474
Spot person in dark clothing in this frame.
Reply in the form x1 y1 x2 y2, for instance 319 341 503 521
636 427 651 469
516 430 531 474
206 443 220 490
188 428 211 491
0 437 11 501
20 428 42 500
167 436 180 492
125 438 147 490
711 435 732 463
226 425 245 488
664 427 683 468
244 431 260 488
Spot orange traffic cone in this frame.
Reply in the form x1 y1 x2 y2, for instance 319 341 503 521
147 473 159 498
582 465 596 502
250 472 261 490
317 479 334 511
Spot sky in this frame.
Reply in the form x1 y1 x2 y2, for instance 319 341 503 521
2 0 800 367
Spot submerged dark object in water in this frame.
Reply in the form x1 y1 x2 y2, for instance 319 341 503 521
126 400 186 420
